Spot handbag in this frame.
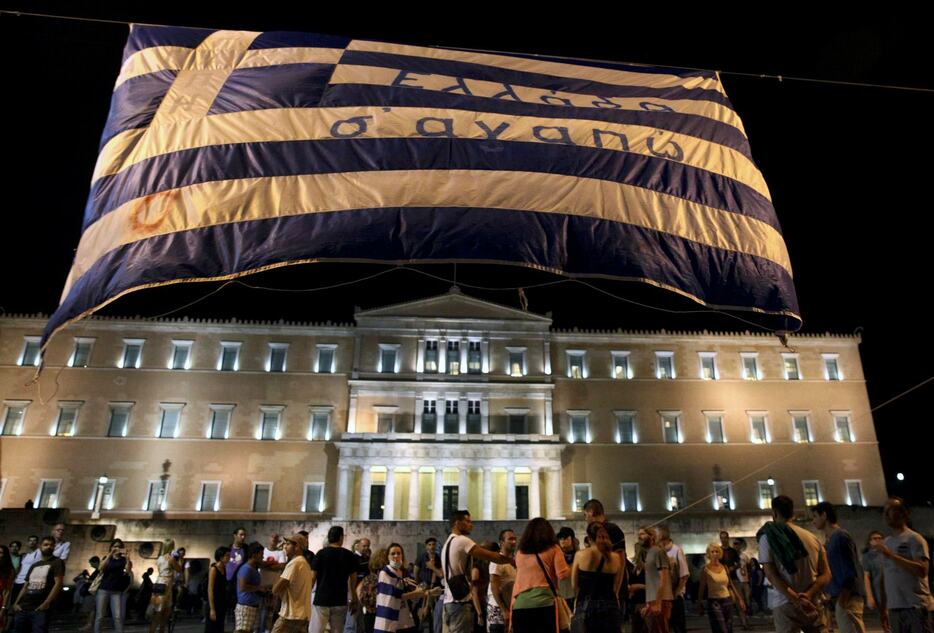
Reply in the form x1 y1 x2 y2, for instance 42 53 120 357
88 559 106 595
443 535 472 602
534 551 572 633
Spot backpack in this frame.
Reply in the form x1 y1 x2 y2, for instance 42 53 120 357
359 572 379 613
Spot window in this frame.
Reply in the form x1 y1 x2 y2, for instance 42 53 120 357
568 411 589 443
656 352 675 379
19 337 41 367
2 401 28 436
54 403 80 436
783 353 801 380
260 407 282 440
308 408 331 441
507 347 527 377
209 406 233 439
107 404 132 437
706 413 725 443
37 480 61 508
144 480 168 512
218 342 241 371
302 482 325 513
749 413 769 444
661 412 681 443
802 481 821 507
120 339 144 369
251 482 272 512
378 344 399 373
833 413 854 442
447 341 460 375
758 481 776 509
158 404 183 438
89 478 115 511
198 482 221 512
315 345 337 373
567 351 586 379
845 480 865 506
791 413 811 443
612 352 632 379
699 353 718 380
267 343 288 372
441 485 458 520
444 400 459 434
424 341 439 373
741 353 760 380
170 340 192 370
506 409 529 434
667 483 685 511
713 481 734 511
467 341 482 374
572 483 592 513
466 400 482 434
823 354 842 380
615 411 636 444
421 400 437 434
69 338 94 368
620 483 641 512
377 413 395 434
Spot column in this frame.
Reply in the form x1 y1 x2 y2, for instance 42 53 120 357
432 468 444 521
358 467 371 520
460 339 468 372
352 333 362 379
481 340 490 373
336 465 351 519
482 467 493 520
416 339 426 373
408 467 420 520
414 395 423 434
506 468 516 520
439 338 447 373
458 396 468 434
480 399 490 435
458 468 468 511
544 394 553 435
545 467 562 520
543 340 552 375
347 393 358 433
384 468 395 520
530 467 542 518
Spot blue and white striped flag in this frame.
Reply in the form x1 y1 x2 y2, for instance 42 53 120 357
46 24 800 342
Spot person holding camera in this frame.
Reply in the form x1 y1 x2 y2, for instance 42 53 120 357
94 539 132 633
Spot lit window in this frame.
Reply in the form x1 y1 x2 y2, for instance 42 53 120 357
315 345 336 373
758 481 776 509
308 408 331 441
656 352 675 379
198 482 221 512
88 478 115 511
1 401 29 436
713 481 734 511
782 354 801 380
667 483 685 511
251 482 272 512
615 411 636 444
69 338 94 368
466 400 482 434
54 402 81 437
572 483 592 513
802 480 821 507
120 339 144 369
845 480 865 506
507 347 527 377
833 413 854 443
661 412 681 443
209 405 233 439
447 341 460 375
568 411 590 443
157 404 184 438
706 413 726 443
107 403 132 437
260 407 282 440
791 413 811 443
18 337 41 367
218 342 241 371
612 352 632 379
421 400 437 434
144 480 168 511
699 353 718 380
467 341 482 374
37 480 61 508
170 340 192 370
620 483 641 512
749 414 770 444
378 344 399 373
302 482 325 513
424 341 439 373
267 343 288 372
823 354 842 380
567 351 586 379
741 353 760 380
444 400 459 434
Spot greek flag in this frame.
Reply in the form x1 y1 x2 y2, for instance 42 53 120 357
46 24 800 343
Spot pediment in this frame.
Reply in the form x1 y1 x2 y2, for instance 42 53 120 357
355 288 551 324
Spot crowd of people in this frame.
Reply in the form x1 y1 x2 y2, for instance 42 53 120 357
0 495 931 633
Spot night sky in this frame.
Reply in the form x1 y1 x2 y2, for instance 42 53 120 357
1 6 931 504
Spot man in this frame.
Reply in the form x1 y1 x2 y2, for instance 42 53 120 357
440 510 514 633
556 527 578 611
11 536 65 633
413 538 441 633
658 526 690 633
757 495 831 633
260 534 287 633
812 502 866 633
236 543 266 633
78 556 101 631
12 527 68 607
640 526 674 633
873 497 932 633
272 534 313 633
487 529 517 633
309 526 359 633
10 541 23 573
583 499 626 553
297 531 315 566
228 527 248 581
344 538 371 633
720 531 740 578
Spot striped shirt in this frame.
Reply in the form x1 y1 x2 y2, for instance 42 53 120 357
374 566 413 633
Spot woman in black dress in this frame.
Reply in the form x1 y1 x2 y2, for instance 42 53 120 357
205 546 230 633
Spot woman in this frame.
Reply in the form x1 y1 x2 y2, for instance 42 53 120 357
95 539 132 633
471 541 497 633
0 545 15 629
571 522 625 633
205 546 230 633
359 548 390 633
149 539 183 633
696 543 745 633
374 543 426 633
511 517 570 633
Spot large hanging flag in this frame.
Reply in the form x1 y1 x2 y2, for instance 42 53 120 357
45 24 800 343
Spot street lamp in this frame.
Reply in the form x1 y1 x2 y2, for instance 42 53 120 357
767 476 775 486
896 472 905 481
91 474 108 520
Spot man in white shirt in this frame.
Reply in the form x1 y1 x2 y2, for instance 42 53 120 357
487 529 517 633
271 533 312 633
658 526 690 633
261 533 287 633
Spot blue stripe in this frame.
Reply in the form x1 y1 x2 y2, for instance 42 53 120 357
99 69 177 148
374 605 400 620
83 138 777 232
248 31 350 50
123 25 215 61
321 83 753 159
339 49 734 108
48 207 800 343
209 64 334 114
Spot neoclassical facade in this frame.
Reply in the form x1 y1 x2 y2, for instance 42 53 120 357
0 290 885 527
